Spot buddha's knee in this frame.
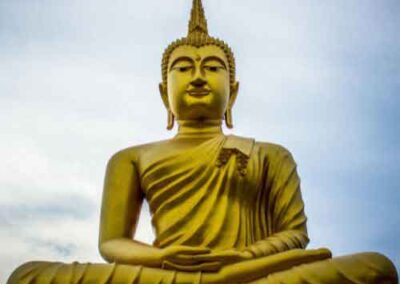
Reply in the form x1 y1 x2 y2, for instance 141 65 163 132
354 252 398 280
7 261 51 284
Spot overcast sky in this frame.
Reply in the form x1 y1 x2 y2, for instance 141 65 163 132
1 0 399 281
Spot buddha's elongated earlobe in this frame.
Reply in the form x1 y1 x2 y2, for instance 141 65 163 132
167 110 175 130
159 82 174 130
225 108 233 129
225 82 238 129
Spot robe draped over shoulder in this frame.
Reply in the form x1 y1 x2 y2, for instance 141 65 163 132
8 135 398 284
140 134 308 252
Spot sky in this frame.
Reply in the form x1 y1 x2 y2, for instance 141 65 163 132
0 0 399 281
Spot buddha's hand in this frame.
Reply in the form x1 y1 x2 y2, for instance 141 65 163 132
191 249 253 266
161 245 223 272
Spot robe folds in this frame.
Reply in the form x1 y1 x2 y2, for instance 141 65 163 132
8 135 398 284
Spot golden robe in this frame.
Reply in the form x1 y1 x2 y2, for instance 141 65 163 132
8 134 398 283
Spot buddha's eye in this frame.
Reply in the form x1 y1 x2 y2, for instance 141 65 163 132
180 66 191 72
204 66 221 72
173 65 193 72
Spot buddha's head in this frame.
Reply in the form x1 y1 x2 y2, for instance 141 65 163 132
159 0 239 129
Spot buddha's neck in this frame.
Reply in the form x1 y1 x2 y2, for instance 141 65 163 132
175 119 223 139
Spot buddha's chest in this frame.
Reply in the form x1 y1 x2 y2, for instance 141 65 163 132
144 152 267 249
141 150 264 212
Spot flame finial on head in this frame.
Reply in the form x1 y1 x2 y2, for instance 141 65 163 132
188 0 209 37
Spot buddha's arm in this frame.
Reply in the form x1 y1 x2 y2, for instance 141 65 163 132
98 151 215 270
98 151 163 267
243 148 310 257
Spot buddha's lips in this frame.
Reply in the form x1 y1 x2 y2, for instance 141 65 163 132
188 89 210 97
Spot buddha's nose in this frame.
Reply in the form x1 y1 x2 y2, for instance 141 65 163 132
190 77 207 88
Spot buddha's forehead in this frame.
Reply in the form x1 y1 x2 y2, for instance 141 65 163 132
169 45 228 67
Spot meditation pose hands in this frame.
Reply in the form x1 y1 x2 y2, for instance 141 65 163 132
161 247 253 272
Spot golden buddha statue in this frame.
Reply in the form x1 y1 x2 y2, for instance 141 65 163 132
8 0 398 283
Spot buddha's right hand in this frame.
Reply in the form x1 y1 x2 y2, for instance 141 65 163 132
160 245 222 272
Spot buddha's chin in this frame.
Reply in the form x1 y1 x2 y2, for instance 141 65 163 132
178 104 222 121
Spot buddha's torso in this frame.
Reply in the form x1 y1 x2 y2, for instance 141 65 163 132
124 133 292 251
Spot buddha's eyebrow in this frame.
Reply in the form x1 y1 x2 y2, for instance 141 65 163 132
169 56 194 71
202 56 227 70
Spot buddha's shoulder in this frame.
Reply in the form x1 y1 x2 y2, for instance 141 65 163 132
228 134 295 163
107 138 174 163
253 140 297 168
255 140 293 157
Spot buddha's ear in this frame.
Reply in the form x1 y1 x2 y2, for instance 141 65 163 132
228 81 239 108
159 83 169 109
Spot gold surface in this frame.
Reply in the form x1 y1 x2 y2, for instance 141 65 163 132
8 0 398 283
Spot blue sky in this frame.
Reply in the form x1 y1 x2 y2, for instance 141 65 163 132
0 0 399 281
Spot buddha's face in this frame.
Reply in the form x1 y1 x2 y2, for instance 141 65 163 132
160 45 238 121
